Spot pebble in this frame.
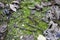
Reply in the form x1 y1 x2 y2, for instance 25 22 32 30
54 0 60 5
37 34 46 40
21 35 34 40
0 2 4 8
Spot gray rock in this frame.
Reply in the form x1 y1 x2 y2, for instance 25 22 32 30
42 5 60 23
21 35 34 40
42 10 54 23
35 4 43 11
54 0 60 5
0 2 4 9
0 23 7 33
55 6 60 20
41 2 51 7
0 22 8 40
44 21 60 40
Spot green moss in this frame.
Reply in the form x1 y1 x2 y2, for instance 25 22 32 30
0 0 48 40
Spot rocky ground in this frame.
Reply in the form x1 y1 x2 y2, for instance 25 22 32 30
0 0 60 40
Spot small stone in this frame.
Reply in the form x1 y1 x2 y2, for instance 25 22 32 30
47 2 52 6
41 2 47 7
35 4 43 11
22 24 24 26
20 35 23 39
21 35 34 40
54 0 60 5
12 39 15 40
37 34 46 40
12 1 19 4
10 4 17 12
0 24 7 33
0 2 4 8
